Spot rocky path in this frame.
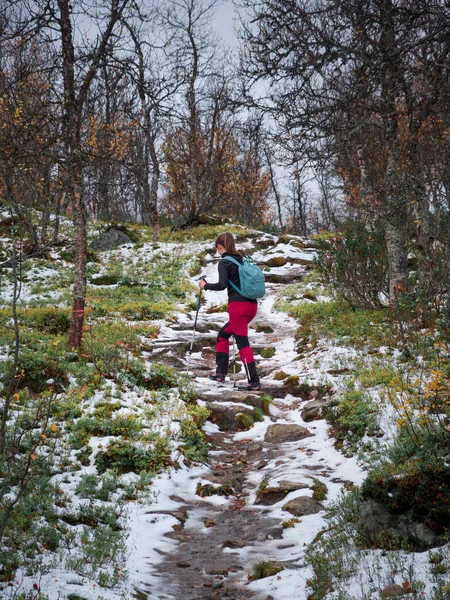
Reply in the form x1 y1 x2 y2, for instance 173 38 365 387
134 251 364 600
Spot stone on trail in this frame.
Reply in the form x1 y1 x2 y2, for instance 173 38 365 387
222 539 246 549
264 423 311 443
282 496 324 516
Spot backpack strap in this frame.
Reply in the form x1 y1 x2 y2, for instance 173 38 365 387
221 256 243 294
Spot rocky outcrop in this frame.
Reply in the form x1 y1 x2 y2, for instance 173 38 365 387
358 500 446 551
206 402 254 431
264 423 311 444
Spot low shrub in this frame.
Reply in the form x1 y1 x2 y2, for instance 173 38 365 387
95 436 171 475
279 299 390 349
18 307 71 334
324 389 379 454
118 300 175 320
315 218 389 309
179 420 209 463
1 344 69 393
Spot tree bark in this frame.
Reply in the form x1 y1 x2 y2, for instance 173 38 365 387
57 0 129 348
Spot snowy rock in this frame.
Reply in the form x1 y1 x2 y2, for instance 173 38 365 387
282 496 324 516
255 481 309 505
264 423 311 444
301 397 333 422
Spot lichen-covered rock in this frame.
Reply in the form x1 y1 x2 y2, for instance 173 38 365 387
264 423 311 444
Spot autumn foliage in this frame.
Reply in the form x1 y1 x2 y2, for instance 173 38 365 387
162 125 273 226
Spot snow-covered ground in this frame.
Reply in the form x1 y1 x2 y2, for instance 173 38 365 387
1 231 448 600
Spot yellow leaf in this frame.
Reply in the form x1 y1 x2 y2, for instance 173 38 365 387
51 423 58 433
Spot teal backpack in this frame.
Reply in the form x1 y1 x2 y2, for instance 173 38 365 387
222 255 266 299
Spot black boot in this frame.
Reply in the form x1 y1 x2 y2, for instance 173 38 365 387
216 352 229 377
239 361 261 391
209 372 226 383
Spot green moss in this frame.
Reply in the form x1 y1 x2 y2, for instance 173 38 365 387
312 479 328 501
255 323 274 333
267 256 287 267
260 347 275 359
273 370 289 380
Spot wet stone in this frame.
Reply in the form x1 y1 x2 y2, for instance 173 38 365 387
222 540 246 549
177 561 191 568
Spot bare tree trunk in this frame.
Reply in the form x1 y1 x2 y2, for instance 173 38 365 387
186 6 200 220
0 241 21 455
149 133 160 240
57 0 129 348
380 0 408 306
264 147 283 228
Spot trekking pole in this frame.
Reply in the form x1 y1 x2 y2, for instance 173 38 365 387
187 277 205 374
232 336 237 389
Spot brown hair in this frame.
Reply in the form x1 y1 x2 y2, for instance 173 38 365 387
215 232 240 255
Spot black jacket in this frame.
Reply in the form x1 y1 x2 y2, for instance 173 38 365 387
204 252 257 304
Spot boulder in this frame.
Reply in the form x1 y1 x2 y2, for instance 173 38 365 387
90 227 133 251
264 423 311 444
282 496 324 516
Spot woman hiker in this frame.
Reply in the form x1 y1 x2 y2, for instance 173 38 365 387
198 232 261 391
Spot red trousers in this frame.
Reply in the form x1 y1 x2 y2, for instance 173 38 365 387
216 301 258 369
